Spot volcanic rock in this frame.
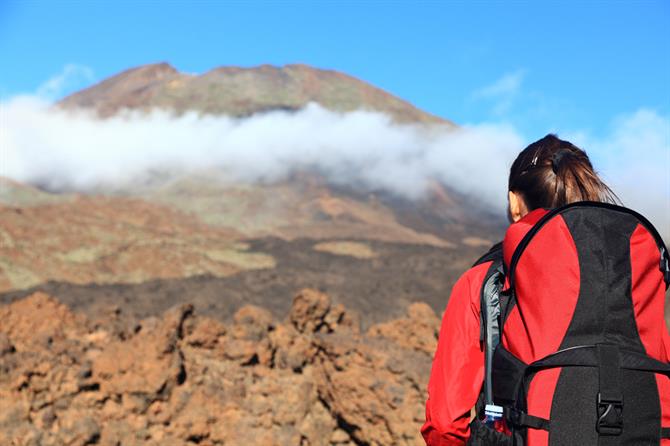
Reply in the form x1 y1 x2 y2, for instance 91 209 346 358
0 289 442 445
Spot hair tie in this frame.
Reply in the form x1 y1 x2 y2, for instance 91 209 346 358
551 149 571 173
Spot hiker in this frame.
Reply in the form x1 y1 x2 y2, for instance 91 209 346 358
421 134 670 445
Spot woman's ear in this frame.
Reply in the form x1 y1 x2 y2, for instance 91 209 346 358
508 191 528 222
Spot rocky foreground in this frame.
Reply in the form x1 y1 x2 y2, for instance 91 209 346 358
0 289 441 445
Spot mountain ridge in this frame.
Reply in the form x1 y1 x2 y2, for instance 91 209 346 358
58 62 455 125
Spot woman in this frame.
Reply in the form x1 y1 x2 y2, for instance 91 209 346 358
421 134 670 445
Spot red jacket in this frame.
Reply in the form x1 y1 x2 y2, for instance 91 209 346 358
421 208 670 445
420 257 489 445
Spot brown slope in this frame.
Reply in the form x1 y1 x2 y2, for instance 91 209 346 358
136 171 466 247
0 176 69 207
134 170 505 246
0 196 260 292
58 62 454 125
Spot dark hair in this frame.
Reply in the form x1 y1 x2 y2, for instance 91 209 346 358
508 134 618 210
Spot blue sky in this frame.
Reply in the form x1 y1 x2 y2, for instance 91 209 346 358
0 0 668 138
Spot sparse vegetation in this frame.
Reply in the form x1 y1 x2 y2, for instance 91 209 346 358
313 240 377 259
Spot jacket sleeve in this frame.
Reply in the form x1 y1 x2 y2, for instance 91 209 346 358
421 264 488 446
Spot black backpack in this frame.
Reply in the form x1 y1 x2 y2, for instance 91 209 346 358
467 202 670 446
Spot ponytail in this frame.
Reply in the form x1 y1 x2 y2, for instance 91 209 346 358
508 134 618 210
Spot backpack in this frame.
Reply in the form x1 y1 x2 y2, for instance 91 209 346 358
468 202 670 446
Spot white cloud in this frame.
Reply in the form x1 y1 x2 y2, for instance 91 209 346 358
36 64 95 100
0 97 523 210
473 70 526 115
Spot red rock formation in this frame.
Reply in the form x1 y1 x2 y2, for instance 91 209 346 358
0 289 440 445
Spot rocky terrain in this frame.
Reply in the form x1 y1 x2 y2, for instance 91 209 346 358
1 235 484 329
0 288 440 446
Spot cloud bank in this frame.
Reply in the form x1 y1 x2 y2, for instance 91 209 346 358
0 96 524 203
0 94 667 239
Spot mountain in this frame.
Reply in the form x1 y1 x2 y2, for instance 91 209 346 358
2 62 505 326
58 62 454 125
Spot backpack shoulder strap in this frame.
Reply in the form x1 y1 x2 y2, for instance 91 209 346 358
473 241 503 267
475 243 506 408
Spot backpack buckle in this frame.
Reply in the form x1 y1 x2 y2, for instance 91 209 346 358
597 393 623 436
506 407 520 426
661 247 670 285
